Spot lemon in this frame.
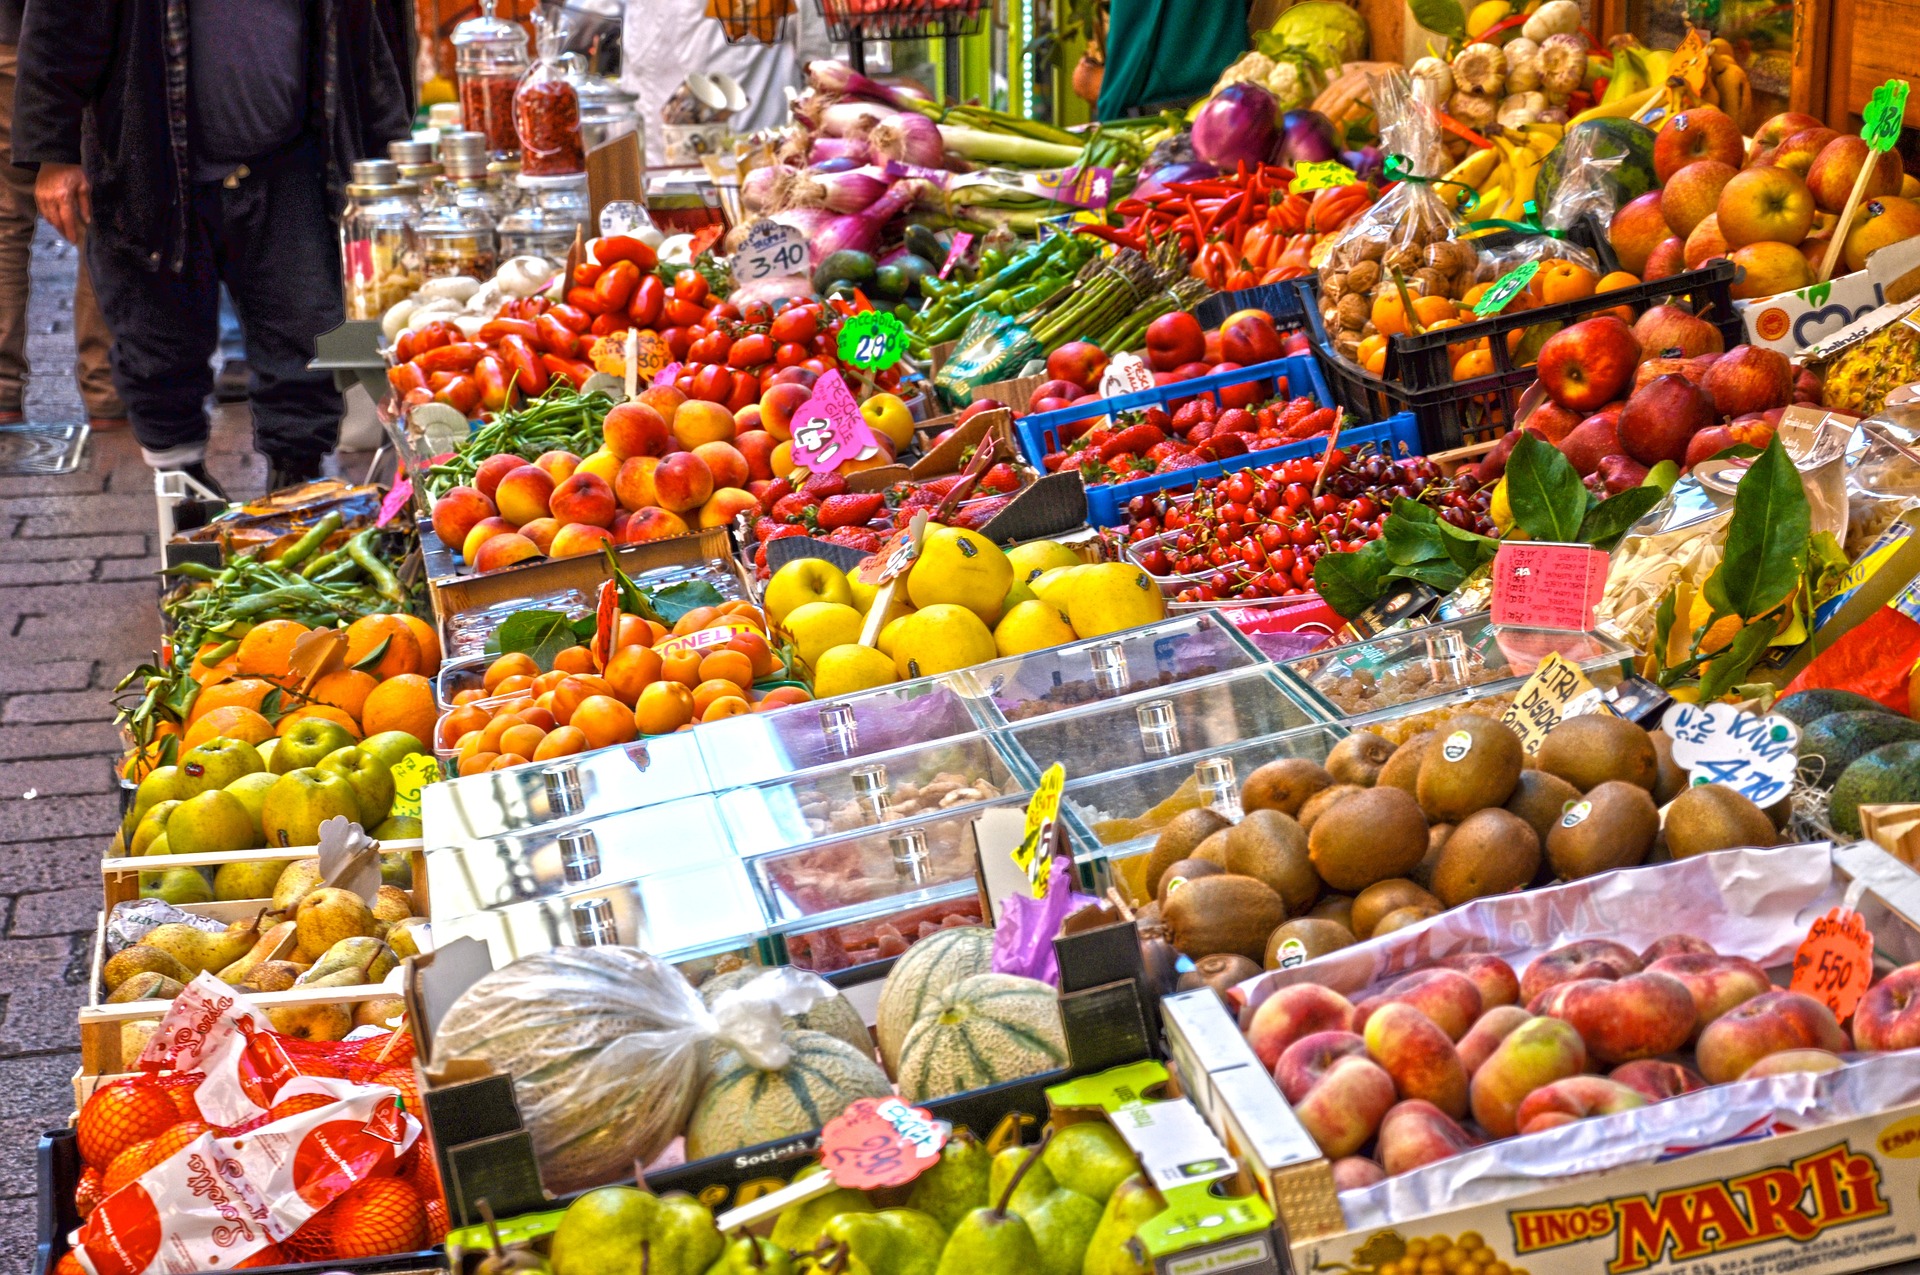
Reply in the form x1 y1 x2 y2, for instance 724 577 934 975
908 526 1013 626
893 604 997 678
1065 563 1167 638
783 601 865 668
765 558 854 624
1466 0 1511 35
813 643 899 697
1006 539 1081 585
878 614 913 658
1490 476 1514 534
994 599 1076 657
1030 564 1088 612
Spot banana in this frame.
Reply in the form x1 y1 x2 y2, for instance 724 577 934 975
1571 82 1662 124
1601 47 1649 104
1444 146 1502 190
1640 47 1673 84
1510 160 1541 212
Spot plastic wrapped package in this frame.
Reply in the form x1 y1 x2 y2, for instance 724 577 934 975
966 614 1260 725
1845 407 1920 558
1537 117 1640 233
1595 479 1732 653
1468 227 1601 280
104 899 225 954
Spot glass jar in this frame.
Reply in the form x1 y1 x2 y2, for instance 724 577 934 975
388 140 444 209
416 162 498 280
498 173 588 261
340 159 422 320
452 0 527 153
513 14 585 177
563 53 640 154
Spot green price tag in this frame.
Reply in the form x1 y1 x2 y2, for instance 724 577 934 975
388 750 442 819
837 310 909 371
1863 79 1911 152
1473 260 1540 316
1293 160 1359 192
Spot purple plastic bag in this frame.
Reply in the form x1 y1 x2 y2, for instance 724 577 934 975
992 855 1100 987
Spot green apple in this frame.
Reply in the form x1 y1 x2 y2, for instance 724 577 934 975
317 746 394 828
166 789 260 855
175 737 263 797
261 767 361 848
132 765 182 822
257 737 278 769
271 718 356 775
224 771 279 842
132 800 181 855
359 730 426 772
141 867 214 905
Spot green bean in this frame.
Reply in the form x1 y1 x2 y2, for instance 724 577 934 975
346 529 406 605
299 549 346 579
164 562 222 581
276 512 342 570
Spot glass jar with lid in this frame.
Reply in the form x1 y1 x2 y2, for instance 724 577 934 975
563 54 640 154
415 151 498 280
451 0 527 153
498 173 587 261
513 13 585 177
387 139 443 206
340 159 422 320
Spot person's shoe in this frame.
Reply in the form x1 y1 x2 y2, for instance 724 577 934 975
88 416 129 431
180 460 229 502
214 360 251 403
266 453 326 493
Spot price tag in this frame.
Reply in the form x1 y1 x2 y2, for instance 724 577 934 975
1864 79 1912 152
631 331 670 386
1499 651 1611 755
855 525 921 587
1790 905 1875 1021
790 370 882 474
1491 540 1609 630
732 219 809 285
598 200 652 237
652 360 682 388
376 478 413 528
1660 701 1802 808
388 751 442 819
653 619 761 659
1011 763 1066 898
1098 351 1157 398
837 310 910 371
818 1096 952 1189
939 232 974 281
1025 165 1116 209
1473 261 1541 316
1292 160 1359 192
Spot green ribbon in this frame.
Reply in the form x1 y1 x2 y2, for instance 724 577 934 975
1381 153 1483 213
1460 200 1568 239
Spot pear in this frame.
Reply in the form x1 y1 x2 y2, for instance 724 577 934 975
771 1166 876 1252
377 843 417 887
1080 1175 1164 1275
107 971 186 1003
142 913 262 975
267 1002 353 1040
119 1022 156 1070
103 944 193 992
216 920 296 983
360 730 427 773
131 801 180 855
132 765 182 822
650 1194 725 1275
354 996 408 1030
214 858 290 902
704 1236 789 1275
140 866 212 904
1021 1187 1103 1275
297 936 397 986
387 916 429 959
552 1187 662 1275
141 832 171 859
1041 1123 1136 1204
477 1200 553 1275
932 1141 1046 1275
238 960 303 992
821 1210 945 1275
907 1130 992 1232
271 859 323 914
293 887 376 961
990 1143 1058 1218
373 883 413 924
167 789 259 855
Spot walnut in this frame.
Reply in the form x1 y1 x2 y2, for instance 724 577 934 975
1384 244 1423 274
1427 240 1477 276
1335 335 1363 362
1413 267 1450 297
1337 292 1370 329
1353 235 1387 263
1346 259 1381 293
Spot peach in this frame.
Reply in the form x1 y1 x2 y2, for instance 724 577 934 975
534 449 580 484
693 441 750 491
736 430 779 481
771 440 794 475
638 384 686 419
615 456 662 511
604 402 671 460
549 471 618 528
1469 1015 1587 1137
1293 1055 1397 1159
1851 963 1920 1052
1520 939 1641 1004
471 532 541 573
1353 969 1483 1041
461 515 515 562
577 449 622 487
697 487 761 529
653 451 714 513
1433 954 1520 1011
495 464 556 527
1457 1005 1533 1074
760 381 811 442
1742 1048 1845 1080
1376 1099 1476 1175
1642 934 1716 963
1274 1031 1367 1104
1539 972 1696 1064
1514 1076 1648 1135
549 522 617 559
1610 1059 1707 1101
1696 990 1848 1083
674 399 737 449
622 507 690 544
432 486 496 552
1365 1002 1468 1117
734 403 763 432
1330 1157 1386 1191
1646 953 1772 1037
519 517 561 555
1247 983 1357 1071
472 453 523 501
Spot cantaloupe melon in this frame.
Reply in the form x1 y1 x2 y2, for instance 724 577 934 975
685 1029 893 1159
895 973 1068 1102
700 965 874 1057
876 927 994 1071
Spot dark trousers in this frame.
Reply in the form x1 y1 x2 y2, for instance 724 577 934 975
87 137 344 464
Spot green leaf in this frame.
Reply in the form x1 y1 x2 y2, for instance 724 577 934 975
259 687 285 723
1381 505 1448 566
1434 519 1500 572
1651 586 1679 682
493 609 582 670
1504 433 1588 543
646 581 728 626
1408 0 1466 38
350 634 392 673
570 615 599 639
1313 540 1394 618
1387 559 1469 589
1703 436 1811 621
1578 486 1663 550
1696 612 1782 704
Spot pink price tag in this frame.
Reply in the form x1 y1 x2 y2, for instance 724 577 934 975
376 478 413 528
1491 541 1609 631
789 371 881 475
653 360 683 388
940 233 974 281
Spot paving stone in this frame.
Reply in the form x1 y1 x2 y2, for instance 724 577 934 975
0 583 159 619
0 533 146 562
2 693 117 726
0 760 115 799
0 841 115 893
0 724 122 765
0 983 91 1057
93 558 164 584
0 662 92 695
0 560 97 588
0 794 121 844
7 890 101 941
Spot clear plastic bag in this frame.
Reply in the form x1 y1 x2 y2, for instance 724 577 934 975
1539 119 1636 233
432 947 838 1194
1844 406 1920 557
1471 231 1601 281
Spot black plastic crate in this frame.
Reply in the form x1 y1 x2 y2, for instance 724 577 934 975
1295 257 1741 453
1192 280 1306 331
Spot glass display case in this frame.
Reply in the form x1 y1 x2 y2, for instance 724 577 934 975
997 667 1317 781
421 733 715 842
696 675 992 786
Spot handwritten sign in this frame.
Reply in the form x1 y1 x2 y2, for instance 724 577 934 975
733 219 809 284
388 751 442 818
1025 165 1116 209
630 331 670 387
652 360 683 388
598 200 651 237
1011 763 1066 898
1863 79 1911 152
1499 651 1610 755
855 524 921 587
818 1097 951 1190
1098 351 1156 399
939 232 974 281
1292 160 1359 192
1790 906 1874 1021
1660 701 1802 808
790 370 881 474
1491 541 1609 630
838 310 909 372
1474 261 1541 316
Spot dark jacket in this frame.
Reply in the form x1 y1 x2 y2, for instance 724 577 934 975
0 0 22 49
10 0 412 271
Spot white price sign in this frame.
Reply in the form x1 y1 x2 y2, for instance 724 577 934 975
733 220 808 284
1659 701 1802 808
1098 351 1156 398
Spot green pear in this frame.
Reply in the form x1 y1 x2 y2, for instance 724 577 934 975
176 737 264 797
1041 1124 1135 1205
387 916 429 959
215 919 296 984
296 935 397 986
133 765 182 822
271 859 323 913
167 788 259 855
552 1186 662 1275
933 1143 1046 1275
142 913 263 975
359 730 427 772
376 842 417 887
704 1236 791 1275
140 866 213 904
822 1209 945 1275
102 944 194 992
1079 1175 1164 1275
142 832 171 859
651 1195 725 1275
991 1144 1058 1218
293 886 377 961
272 718 356 774
214 858 290 902
132 801 180 855
261 767 361 848
224 771 279 841
908 1130 992 1232
373 883 413 924
1021 1189 1103 1275
771 1165 876 1251
317 745 394 827
107 971 186 1003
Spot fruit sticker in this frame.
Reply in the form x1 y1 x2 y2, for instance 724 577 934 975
789 371 882 473
1560 799 1592 828
837 310 909 371
1473 261 1540 316
1272 936 1309 969
388 752 441 819
1442 730 1473 762
1791 905 1875 1021
1660 701 1801 807
817 1096 951 1189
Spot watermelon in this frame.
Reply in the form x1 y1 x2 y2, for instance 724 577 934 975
686 1029 894 1159
895 973 1069 1102
699 965 875 1057
876 927 995 1072
1536 120 1658 225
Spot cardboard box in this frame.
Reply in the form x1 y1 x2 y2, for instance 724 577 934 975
1736 236 1920 356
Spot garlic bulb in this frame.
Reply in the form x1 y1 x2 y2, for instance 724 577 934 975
1537 33 1587 96
1447 89 1499 130
1503 37 1542 92
1451 43 1508 96
1522 0 1582 41
1410 56 1455 108
1496 91 1548 129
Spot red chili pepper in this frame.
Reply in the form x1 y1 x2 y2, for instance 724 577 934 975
540 352 594 387
433 374 481 416
386 362 427 396
1073 223 1144 251
474 354 512 412
535 313 582 358
548 304 591 333
592 235 658 271
498 334 549 397
592 259 641 311
477 318 540 344
628 275 665 329
565 286 610 315
410 342 484 374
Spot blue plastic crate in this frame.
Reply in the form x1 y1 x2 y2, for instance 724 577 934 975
1192 281 1306 331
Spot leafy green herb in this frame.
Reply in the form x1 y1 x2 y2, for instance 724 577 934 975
1696 612 1781 704
1504 433 1588 542
1703 435 1810 621
1407 0 1466 39
1313 540 1393 618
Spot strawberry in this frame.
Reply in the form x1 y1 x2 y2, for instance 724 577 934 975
1216 408 1257 435
759 477 794 508
1141 407 1172 433
823 525 883 551
752 517 784 543
1099 424 1166 461
800 473 848 500
816 492 884 529
952 496 1011 528
771 492 814 523
980 463 1019 493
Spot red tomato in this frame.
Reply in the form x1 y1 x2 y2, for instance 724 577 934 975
627 276 665 329
474 355 512 411
548 305 592 334
401 386 433 410
688 331 732 365
592 259 641 310
386 362 427 395
726 333 773 369
674 373 694 396
689 363 732 403
727 369 760 411
535 314 581 358
801 357 833 375
774 341 809 368
663 296 709 327
770 306 819 344
591 235 657 271
590 312 626 337
672 269 709 304
738 298 773 325
412 342 484 374
565 286 610 315
708 301 740 323
434 375 481 415
573 260 604 287
498 335 549 396
660 326 693 359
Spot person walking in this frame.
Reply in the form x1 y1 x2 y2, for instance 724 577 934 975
0 0 125 430
10 0 413 494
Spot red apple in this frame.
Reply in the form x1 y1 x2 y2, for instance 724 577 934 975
1644 237 1687 281
1536 316 1641 412
1654 107 1746 183
1633 304 1725 358
1027 379 1083 409
1771 127 1840 177
1663 161 1738 239
1559 415 1625 477
1047 341 1108 387
1633 356 1709 393
1702 344 1794 417
1523 401 1583 445
1474 427 1527 484
1751 111 1826 156
1619 374 1717 467
1609 191 1671 276
1807 135 1905 215
1718 166 1816 247
1221 313 1284 365
1597 454 1650 493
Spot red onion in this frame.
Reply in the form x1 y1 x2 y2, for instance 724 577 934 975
788 166 890 214
1192 82 1278 169
820 99 902 140
868 113 945 169
1135 161 1219 199
811 180 921 264
1276 110 1340 165
769 207 835 243
809 135 871 165
806 61 926 112
741 163 794 214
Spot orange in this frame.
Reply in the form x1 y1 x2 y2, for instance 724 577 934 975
1597 270 1641 293
727 632 775 680
344 615 422 680
460 750 500 776
1460 282 1492 309
698 649 754 689
533 726 589 760
571 694 639 748
605 645 664 703
755 686 812 711
1356 334 1387 367
1453 348 1495 380
182 705 275 750
188 677 275 725
498 723 547 759
1412 295 1456 327
672 605 720 637
361 673 437 744
485 652 539 691
310 669 378 722
702 695 751 721
1370 291 1409 336
692 677 745 716
395 614 442 675
634 681 695 734
493 674 534 698
553 645 595 675
279 704 361 738
1365 347 1388 375
1530 260 1597 306
488 753 527 771
661 649 703 688
235 619 309 680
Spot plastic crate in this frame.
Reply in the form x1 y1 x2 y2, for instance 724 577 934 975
1296 258 1742 453
1192 280 1307 331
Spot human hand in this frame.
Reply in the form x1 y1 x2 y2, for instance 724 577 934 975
35 163 90 244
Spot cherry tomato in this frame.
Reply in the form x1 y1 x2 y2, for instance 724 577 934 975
774 341 809 368
565 286 610 315
660 326 693 360
727 333 773 369
590 312 626 337
663 296 709 327
737 298 773 325
770 306 819 344
689 363 733 403
592 259 641 311
727 370 760 412
672 269 709 304
627 276 665 329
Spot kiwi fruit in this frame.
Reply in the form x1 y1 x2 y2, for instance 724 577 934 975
1372 904 1440 936
1378 731 1439 794
1162 874 1289 962
1416 716 1523 822
1503 769 1583 844
1176 953 1262 999
1307 785 1430 892
1545 780 1660 880
1145 807 1232 892
1265 918 1356 968
1298 783 1362 832
1764 793 1792 830
1198 809 1319 914
1351 879 1443 938
1158 857 1222 901
1664 784 1779 858
1649 729 1688 804
1326 731 1394 787
1430 807 1541 907
1309 894 1355 930
1537 715 1658 792
1241 758 1334 817
1412 824 1453 888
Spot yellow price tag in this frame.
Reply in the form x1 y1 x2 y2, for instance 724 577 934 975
1011 764 1066 898
1499 653 1610 756
388 751 443 820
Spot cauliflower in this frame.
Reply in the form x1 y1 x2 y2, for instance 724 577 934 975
1537 33 1587 97
1521 0 1582 41
1216 51 1276 93
1409 56 1455 108
1265 60 1309 109
1451 42 1508 96
1503 37 1542 92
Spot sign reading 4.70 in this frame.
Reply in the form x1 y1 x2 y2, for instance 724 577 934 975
1660 701 1801 806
